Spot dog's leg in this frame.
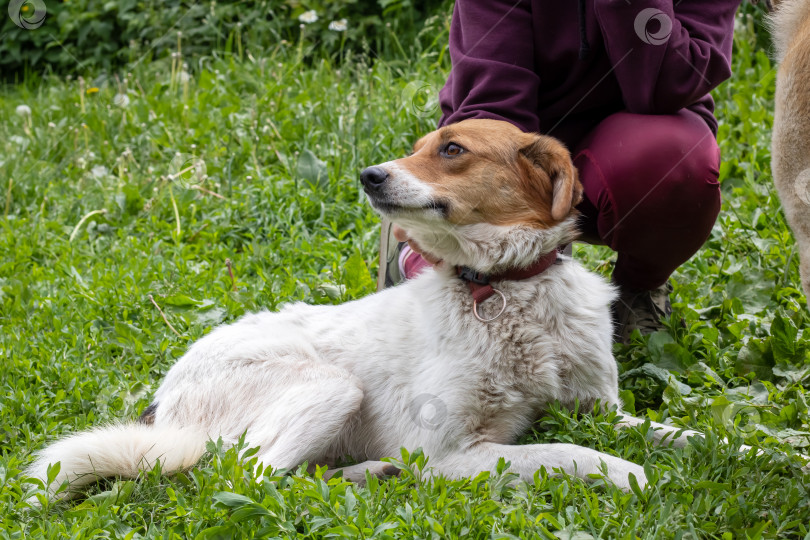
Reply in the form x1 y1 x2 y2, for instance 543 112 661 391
430 442 646 491
796 236 810 302
616 413 762 454
615 413 810 469
247 374 364 473
615 413 702 448
322 461 401 485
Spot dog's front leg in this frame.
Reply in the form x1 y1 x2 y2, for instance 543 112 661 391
615 413 810 468
616 413 761 456
322 461 401 485
615 413 702 448
431 442 646 491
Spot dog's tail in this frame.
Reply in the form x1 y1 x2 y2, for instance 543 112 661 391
25 423 208 500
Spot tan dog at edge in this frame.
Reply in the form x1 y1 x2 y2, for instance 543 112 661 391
770 0 810 302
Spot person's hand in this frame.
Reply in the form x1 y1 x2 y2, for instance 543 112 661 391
392 225 445 267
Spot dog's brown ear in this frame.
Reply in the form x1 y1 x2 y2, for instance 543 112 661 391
518 135 582 222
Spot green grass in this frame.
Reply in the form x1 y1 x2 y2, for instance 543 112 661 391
1 8 809 539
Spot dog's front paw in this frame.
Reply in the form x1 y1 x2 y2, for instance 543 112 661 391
606 461 647 492
324 460 401 486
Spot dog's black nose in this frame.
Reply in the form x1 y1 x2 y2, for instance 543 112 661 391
360 166 389 192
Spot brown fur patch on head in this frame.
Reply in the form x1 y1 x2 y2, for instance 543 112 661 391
395 119 582 228
518 135 583 222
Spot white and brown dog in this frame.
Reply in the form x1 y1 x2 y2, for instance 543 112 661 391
770 0 810 303
27 119 702 499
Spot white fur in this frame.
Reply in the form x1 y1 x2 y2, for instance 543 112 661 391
27 134 707 499
26 220 701 498
373 161 438 209
26 425 207 496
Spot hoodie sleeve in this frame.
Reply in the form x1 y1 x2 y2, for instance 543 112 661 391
437 0 540 133
593 0 741 114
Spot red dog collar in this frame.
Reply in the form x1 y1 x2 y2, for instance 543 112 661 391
456 249 560 321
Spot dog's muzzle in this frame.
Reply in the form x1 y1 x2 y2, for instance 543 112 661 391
360 166 389 194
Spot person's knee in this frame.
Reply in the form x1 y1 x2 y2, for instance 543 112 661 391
576 112 723 250
610 123 721 224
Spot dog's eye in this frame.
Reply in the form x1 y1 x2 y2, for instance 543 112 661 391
442 143 465 157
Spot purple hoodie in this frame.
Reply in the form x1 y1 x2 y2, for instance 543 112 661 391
438 0 742 147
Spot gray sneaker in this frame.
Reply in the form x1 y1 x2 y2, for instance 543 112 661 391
612 280 674 343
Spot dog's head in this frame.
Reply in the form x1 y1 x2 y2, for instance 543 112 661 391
361 119 583 273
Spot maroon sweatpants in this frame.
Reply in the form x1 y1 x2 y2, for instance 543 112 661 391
399 110 721 291
571 109 721 290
